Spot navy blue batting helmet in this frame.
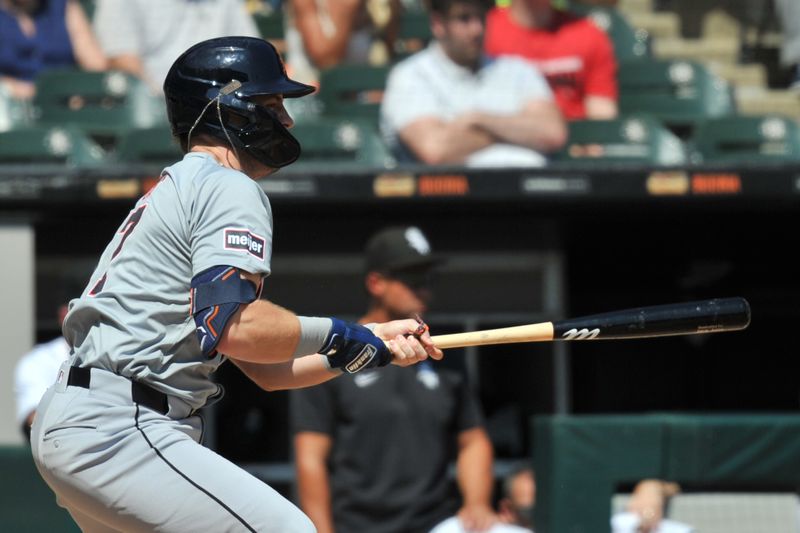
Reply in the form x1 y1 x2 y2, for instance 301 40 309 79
163 36 314 168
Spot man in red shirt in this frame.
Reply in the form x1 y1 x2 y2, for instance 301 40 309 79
484 0 618 120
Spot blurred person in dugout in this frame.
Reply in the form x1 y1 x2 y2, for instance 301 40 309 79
284 0 402 85
432 465 537 532
291 226 498 533
13 303 71 441
380 0 566 167
497 466 535 530
612 479 695 533
91 0 259 92
0 0 107 100
484 0 619 120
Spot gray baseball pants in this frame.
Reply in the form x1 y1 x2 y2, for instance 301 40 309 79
31 363 315 533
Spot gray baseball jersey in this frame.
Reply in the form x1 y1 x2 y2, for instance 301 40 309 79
32 152 315 532
64 151 272 410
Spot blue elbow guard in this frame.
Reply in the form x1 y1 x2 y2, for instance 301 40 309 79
191 266 258 357
321 318 392 373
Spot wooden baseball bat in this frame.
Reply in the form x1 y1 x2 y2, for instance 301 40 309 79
429 297 751 349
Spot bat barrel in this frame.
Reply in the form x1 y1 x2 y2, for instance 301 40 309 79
552 297 751 341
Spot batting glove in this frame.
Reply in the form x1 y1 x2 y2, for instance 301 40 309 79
321 318 392 373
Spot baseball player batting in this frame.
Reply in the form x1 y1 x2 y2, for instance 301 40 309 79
30 36 441 532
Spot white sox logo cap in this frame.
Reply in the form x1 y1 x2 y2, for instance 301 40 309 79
365 226 443 273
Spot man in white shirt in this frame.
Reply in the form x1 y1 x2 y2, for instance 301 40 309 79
430 465 538 533
380 0 566 168
612 480 695 533
13 304 71 440
93 0 260 91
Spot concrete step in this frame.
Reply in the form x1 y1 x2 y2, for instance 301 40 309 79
653 36 740 64
736 88 800 118
626 11 681 39
744 29 784 49
709 62 767 89
702 8 783 49
702 8 740 40
617 0 654 16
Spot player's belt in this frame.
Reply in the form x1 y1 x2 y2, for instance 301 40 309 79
67 365 169 415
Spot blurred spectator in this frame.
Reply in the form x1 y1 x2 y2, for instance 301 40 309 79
611 479 695 533
0 0 107 100
92 0 259 92
381 0 565 167
430 517 531 533
292 226 497 533
484 0 618 120
285 0 401 85
13 303 71 441
775 0 800 89
498 466 535 529
430 465 535 532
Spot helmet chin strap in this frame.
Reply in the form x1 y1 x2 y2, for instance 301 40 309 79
186 79 243 159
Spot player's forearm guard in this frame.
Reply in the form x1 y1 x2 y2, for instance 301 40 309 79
191 266 258 357
321 318 392 373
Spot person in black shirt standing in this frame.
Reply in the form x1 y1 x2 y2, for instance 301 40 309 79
291 226 497 533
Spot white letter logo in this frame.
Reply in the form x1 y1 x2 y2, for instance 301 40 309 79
562 328 600 340
404 227 431 255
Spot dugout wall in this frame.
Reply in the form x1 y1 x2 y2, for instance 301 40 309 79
533 414 800 532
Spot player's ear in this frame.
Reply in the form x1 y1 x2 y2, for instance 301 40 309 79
430 12 447 40
365 271 389 298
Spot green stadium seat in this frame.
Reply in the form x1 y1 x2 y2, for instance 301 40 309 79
253 11 284 41
618 60 736 128
290 117 395 170
317 64 390 122
0 92 34 132
395 9 432 57
115 126 183 165
0 446 79 531
571 6 651 62
78 0 95 18
554 115 687 165
690 115 800 163
34 69 166 141
0 125 106 166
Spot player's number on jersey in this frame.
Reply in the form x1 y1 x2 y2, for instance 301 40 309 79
89 205 147 296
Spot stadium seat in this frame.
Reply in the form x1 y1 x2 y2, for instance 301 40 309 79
618 60 736 128
689 115 800 163
78 0 95 18
395 9 432 57
290 117 394 170
571 6 651 62
115 126 183 165
317 64 390 122
554 115 687 165
0 92 34 132
34 69 166 142
0 125 106 166
253 10 284 42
